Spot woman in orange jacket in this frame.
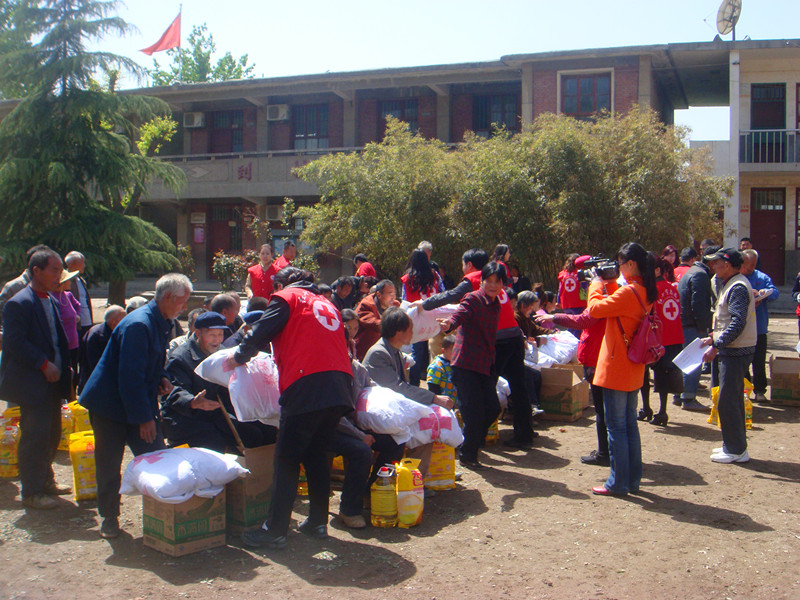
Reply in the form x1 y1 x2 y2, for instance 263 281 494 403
587 242 658 496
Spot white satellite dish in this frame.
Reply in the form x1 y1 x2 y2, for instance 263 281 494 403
716 0 742 39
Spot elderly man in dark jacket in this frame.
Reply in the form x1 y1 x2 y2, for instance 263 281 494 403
162 311 276 452
80 273 192 539
0 247 72 510
676 249 713 410
78 305 125 391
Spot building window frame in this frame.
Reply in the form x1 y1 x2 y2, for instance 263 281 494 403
472 93 520 137
379 98 419 135
557 68 614 118
293 104 330 150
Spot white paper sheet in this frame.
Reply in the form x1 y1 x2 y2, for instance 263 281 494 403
672 337 707 374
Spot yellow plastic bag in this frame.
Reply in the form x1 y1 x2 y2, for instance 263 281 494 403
425 442 456 491
0 425 20 478
485 419 500 445
69 431 97 501
2 406 20 426
395 458 423 528
709 378 753 430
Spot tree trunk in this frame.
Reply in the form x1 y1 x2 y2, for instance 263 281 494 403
108 279 127 307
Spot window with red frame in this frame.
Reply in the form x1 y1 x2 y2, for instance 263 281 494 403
293 104 329 150
561 73 611 118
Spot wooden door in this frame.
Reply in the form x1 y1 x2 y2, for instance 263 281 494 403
750 188 786 284
206 205 243 274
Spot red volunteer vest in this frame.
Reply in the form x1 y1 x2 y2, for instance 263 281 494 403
401 273 436 302
558 269 585 309
247 263 276 299
271 287 352 392
464 270 518 331
654 279 684 346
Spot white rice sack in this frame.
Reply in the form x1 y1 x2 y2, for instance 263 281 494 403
496 376 511 409
228 352 281 422
431 405 464 448
355 386 432 439
405 405 440 449
120 449 199 503
538 331 580 364
194 348 237 387
172 447 250 487
120 447 249 504
401 301 458 344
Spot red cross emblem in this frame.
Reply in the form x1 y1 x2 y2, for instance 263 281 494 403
418 414 440 440
433 406 452 431
312 300 341 332
564 276 577 293
132 451 168 467
663 298 679 321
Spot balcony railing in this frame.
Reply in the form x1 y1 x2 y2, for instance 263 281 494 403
739 129 800 164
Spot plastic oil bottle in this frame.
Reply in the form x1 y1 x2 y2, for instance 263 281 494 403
0 425 20 478
297 463 308 496
370 465 397 527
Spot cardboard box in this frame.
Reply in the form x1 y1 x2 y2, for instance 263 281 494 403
538 367 590 421
225 444 275 534
143 491 226 556
769 356 800 405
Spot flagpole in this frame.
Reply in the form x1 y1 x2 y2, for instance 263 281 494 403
178 4 183 84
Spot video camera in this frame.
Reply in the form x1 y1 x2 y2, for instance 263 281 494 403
577 256 620 281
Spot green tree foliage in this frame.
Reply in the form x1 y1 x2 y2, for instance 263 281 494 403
148 23 255 86
295 117 463 281
0 0 37 99
0 0 186 301
293 110 730 287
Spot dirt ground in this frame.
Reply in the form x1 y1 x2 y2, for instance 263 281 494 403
1 316 799 600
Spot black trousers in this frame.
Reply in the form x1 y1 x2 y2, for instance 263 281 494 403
747 333 768 395
267 406 347 536
90 412 166 519
585 367 609 458
495 336 533 443
452 366 500 463
18 390 62 499
330 431 405 517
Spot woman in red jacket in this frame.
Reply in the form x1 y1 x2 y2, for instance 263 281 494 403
401 249 439 386
640 255 685 426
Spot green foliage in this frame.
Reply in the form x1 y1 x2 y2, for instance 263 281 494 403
148 23 255 86
293 109 730 288
176 242 195 281
211 249 257 292
0 0 37 99
0 0 187 284
295 117 462 281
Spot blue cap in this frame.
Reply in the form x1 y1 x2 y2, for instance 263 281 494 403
194 311 230 330
242 310 264 325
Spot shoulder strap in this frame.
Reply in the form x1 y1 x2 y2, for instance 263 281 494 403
616 285 650 348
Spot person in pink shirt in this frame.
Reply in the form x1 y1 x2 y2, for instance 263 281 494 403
54 269 81 394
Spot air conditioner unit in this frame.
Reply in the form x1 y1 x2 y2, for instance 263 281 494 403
266 104 290 121
265 206 285 221
183 112 206 128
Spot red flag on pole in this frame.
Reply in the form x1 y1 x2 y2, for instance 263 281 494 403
140 12 181 55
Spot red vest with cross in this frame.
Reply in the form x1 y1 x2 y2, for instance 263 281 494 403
558 269 586 309
271 287 352 392
654 279 684 346
463 270 518 331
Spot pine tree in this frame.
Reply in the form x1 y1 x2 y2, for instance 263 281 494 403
0 0 186 304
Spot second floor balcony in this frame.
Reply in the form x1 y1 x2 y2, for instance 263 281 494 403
739 129 800 168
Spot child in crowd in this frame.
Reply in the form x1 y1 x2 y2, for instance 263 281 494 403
426 335 458 408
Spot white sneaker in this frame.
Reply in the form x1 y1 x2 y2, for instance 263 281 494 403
711 449 750 463
711 447 725 455
532 408 545 416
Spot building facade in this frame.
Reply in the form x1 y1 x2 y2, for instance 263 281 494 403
6 39 797 283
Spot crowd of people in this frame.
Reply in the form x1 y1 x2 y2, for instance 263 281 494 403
0 233 780 546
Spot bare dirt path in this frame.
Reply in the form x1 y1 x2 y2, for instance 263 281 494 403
1 316 799 600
